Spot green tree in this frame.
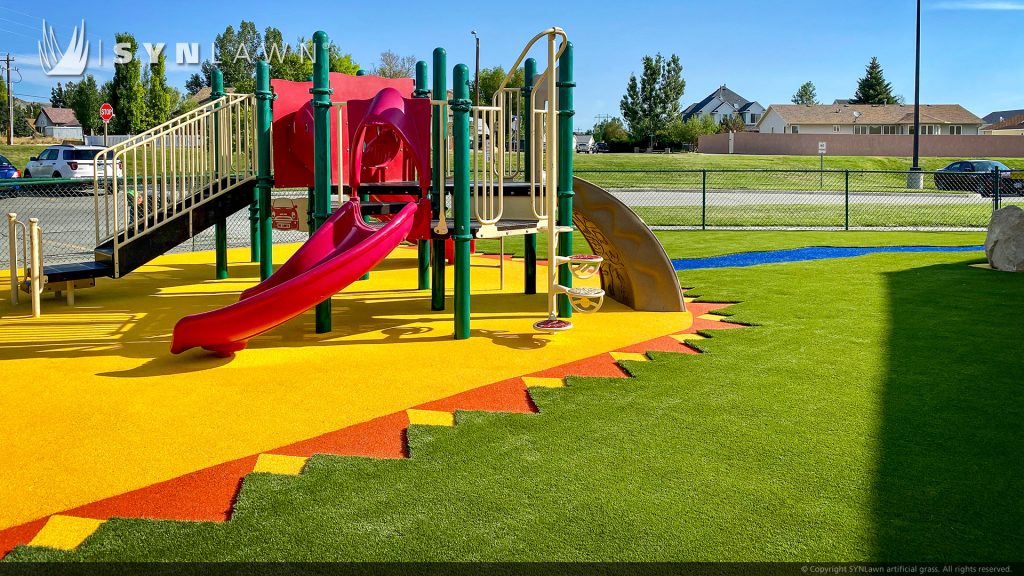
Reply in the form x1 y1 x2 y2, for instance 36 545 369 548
145 51 174 129
719 113 746 133
0 79 7 135
110 33 146 134
474 66 524 106
660 113 719 148
619 53 685 147
851 57 899 105
593 117 629 144
372 50 416 79
791 81 819 105
68 75 103 135
50 83 69 108
185 73 205 96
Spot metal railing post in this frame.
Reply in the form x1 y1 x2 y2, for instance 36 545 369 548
311 31 334 334
413 60 431 291
7 213 17 305
28 218 41 318
845 170 850 230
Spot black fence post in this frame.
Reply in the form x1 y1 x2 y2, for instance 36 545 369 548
701 169 707 230
845 170 850 231
993 169 1001 212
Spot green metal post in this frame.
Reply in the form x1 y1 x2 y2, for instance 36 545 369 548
523 58 537 295
452 64 472 340
311 31 333 333
413 60 431 291
556 43 575 319
845 170 850 230
430 48 447 312
255 60 274 281
212 69 228 280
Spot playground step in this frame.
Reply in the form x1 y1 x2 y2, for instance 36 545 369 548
555 254 604 279
561 286 606 314
431 218 540 240
41 261 113 283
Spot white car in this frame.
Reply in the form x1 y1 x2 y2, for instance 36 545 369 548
23 145 122 180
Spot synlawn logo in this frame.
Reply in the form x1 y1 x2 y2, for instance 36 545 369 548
38 19 90 77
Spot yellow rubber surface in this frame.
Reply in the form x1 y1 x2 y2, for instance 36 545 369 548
521 377 566 389
252 454 308 476
406 409 455 427
27 516 104 550
0 245 690 530
609 352 650 363
671 333 707 343
697 314 727 322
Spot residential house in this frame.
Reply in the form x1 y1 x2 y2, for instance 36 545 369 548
981 115 1024 136
682 85 765 131
982 109 1024 127
573 131 595 150
755 103 983 135
35 107 83 140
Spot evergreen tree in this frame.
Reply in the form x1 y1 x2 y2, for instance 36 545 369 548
109 33 146 134
851 57 898 105
0 79 7 135
50 83 69 108
185 73 206 96
791 81 819 105
619 53 686 146
145 51 173 128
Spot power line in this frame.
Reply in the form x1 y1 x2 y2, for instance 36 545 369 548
0 25 35 40
0 15 38 31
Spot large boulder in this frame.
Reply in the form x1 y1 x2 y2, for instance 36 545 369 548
985 206 1024 272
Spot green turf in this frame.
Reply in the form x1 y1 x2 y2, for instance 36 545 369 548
632 203 1011 229
574 152 1024 172
6 232 1021 562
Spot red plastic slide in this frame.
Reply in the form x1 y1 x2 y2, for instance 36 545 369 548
170 201 418 357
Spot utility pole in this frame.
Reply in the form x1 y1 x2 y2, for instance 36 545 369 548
3 54 14 145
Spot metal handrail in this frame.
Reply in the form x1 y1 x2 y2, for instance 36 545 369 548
91 94 258 276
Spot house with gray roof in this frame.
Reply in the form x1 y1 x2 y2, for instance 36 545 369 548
982 109 1024 127
682 85 765 131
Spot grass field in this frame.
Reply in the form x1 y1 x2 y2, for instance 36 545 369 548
574 152 1024 172
7 230 1020 562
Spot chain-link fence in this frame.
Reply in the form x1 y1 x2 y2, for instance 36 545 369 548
1 179 311 271
576 168 1024 230
4 168 1020 269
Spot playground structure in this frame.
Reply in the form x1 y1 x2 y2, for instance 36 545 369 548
6 28 684 354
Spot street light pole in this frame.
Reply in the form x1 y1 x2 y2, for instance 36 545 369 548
907 0 924 189
912 0 921 171
471 31 480 106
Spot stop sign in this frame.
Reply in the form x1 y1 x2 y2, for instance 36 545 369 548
99 103 114 124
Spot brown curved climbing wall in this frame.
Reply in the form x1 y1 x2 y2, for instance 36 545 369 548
571 177 686 313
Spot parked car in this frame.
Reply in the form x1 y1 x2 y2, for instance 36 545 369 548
23 145 122 180
934 160 1023 196
575 142 593 154
0 155 20 179
594 142 610 153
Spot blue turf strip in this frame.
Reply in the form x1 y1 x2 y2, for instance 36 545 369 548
673 245 984 271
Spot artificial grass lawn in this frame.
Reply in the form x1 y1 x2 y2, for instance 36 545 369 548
7 231 1021 561
574 152 1024 172
632 203 1011 229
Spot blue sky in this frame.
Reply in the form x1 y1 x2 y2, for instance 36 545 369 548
1 0 1021 127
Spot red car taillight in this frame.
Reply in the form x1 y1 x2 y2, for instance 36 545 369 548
69 161 79 170
12 170 19 178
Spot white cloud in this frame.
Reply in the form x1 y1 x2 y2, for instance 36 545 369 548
933 1 1024 9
